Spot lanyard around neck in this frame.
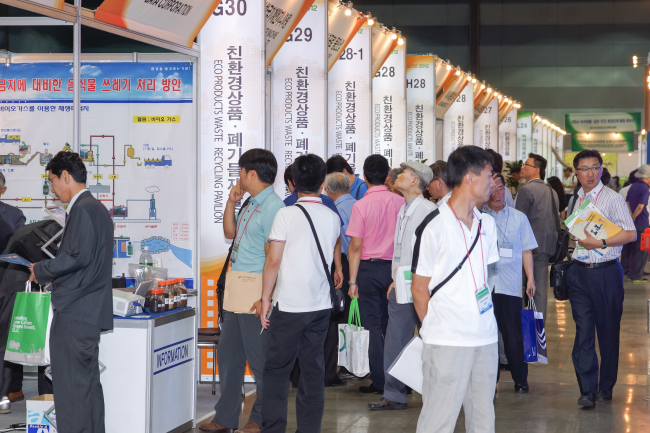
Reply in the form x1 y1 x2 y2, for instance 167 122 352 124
449 203 485 292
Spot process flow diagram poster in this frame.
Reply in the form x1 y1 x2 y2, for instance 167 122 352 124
0 62 196 278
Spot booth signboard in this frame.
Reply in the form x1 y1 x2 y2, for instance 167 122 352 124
372 42 406 167
474 97 498 151
498 98 514 124
370 24 398 78
499 107 517 162
565 112 641 134
435 69 467 120
571 132 635 152
406 55 435 162
555 132 564 177
0 61 195 279
328 23 372 174
326 0 365 71
473 82 492 119
442 83 473 159
532 117 542 154
266 0 316 69
548 128 556 177
517 110 532 162
271 0 327 198
94 0 221 48
541 124 548 161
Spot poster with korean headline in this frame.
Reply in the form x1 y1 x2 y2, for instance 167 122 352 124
474 97 498 151
406 55 435 162
328 22 372 174
517 111 532 163
498 107 517 162
442 83 473 159
271 0 327 198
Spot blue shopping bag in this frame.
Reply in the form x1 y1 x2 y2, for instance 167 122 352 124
521 298 548 365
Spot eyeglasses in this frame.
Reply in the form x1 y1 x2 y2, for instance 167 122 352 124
524 163 537 169
575 166 601 173
491 185 505 193
46 178 54 186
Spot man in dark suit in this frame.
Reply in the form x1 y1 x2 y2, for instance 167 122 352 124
0 172 26 231
29 151 113 433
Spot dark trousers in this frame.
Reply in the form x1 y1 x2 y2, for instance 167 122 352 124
567 261 624 396
50 312 105 433
323 254 350 385
3 363 52 396
493 293 528 386
357 260 391 389
262 306 329 433
627 224 648 280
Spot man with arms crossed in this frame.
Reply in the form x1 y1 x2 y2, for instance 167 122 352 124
412 146 500 432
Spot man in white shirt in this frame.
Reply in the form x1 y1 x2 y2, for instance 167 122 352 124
412 145 500 433
260 154 343 433
369 162 436 411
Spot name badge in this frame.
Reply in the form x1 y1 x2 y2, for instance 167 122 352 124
475 285 493 315
231 245 239 263
575 245 588 260
499 248 513 258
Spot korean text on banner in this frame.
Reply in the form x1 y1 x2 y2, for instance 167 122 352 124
327 0 365 71
541 124 548 160
272 0 327 198
517 111 532 162
555 133 564 177
328 23 372 174
565 112 641 134
266 0 316 69
571 132 635 152
532 118 542 155
372 41 406 167
548 128 556 177
406 55 435 162
499 107 517 162
442 83 473 159
95 0 222 48
474 97 498 151
371 24 398 78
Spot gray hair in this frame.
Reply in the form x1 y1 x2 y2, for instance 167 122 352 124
387 167 403 183
0 172 5 188
416 176 428 192
324 172 350 194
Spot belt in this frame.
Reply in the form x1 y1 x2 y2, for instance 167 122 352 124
573 259 618 269
362 258 391 263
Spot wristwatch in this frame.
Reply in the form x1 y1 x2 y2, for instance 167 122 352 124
348 281 358 286
601 239 607 249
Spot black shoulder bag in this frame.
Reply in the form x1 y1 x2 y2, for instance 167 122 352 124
548 185 570 264
296 204 345 315
411 209 481 298
216 196 251 325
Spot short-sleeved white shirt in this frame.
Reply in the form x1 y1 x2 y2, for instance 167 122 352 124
413 202 500 347
269 197 341 313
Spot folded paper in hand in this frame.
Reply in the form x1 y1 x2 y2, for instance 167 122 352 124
0 254 31 267
386 336 424 394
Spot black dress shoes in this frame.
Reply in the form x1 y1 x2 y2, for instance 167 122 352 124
578 393 596 407
325 377 347 387
597 390 612 401
515 384 529 394
368 398 407 411
359 384 384 394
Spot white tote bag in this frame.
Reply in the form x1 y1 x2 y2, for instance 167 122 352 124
337 298 369 377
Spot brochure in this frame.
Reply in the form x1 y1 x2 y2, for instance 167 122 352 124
0 254 32 267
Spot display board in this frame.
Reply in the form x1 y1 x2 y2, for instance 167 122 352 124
372 42 406 167
327 23 371 174
266 0 316 69
406 55 434 162
516 110 532 162
474 97 498 151
442 83 473 159
571 132 635 152
0 61 196 278
326 0 365 71
271 0 327 198
498 107 517 162
565 112 641 134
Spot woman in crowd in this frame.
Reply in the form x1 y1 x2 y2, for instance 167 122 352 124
547 176 567 219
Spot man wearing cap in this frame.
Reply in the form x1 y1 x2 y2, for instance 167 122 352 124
369 162 436 410
624 164 650 283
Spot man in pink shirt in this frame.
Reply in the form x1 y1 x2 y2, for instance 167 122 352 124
347 154 405 394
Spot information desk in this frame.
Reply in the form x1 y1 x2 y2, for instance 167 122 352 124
99 307 196 433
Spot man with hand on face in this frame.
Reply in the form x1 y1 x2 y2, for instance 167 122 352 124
369 162 436 411
29 151 113 433
567 150 635 407
200 149 284 433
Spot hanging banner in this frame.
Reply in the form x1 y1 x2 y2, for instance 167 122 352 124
372 41 406 167
371 24 398 78
532 118 542 155
516 111 532 162
565 112 641 134
94 0 221 48
474 97 498 151
271 0 327 197
442 83 473 159
473 83 492 118
540 124 548 160
555 133 565 177
266 0 316 69
498 99 514 124
499 108 517 162
328 23 371 174
406 55 435 162
571 132 635 152
326 0 365 71
436 69 467 120
547 128 556 177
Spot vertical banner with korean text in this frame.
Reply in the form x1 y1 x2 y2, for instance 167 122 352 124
548 128 556 177
556 133 565 177
474 97 498 151
517 111 532 162
266 0 316 69
532 118 542 155
199 0 265 380
326 0 365 71
442 83 473 159
406 55 435 162
498 107 517 162
541 124 548 161
271 0 327 198
372 42 406 167
328 23 371 174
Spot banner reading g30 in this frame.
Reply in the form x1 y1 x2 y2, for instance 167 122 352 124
372 43 406 167
328 23 372 174
406 55 434 162
272 0 327 198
